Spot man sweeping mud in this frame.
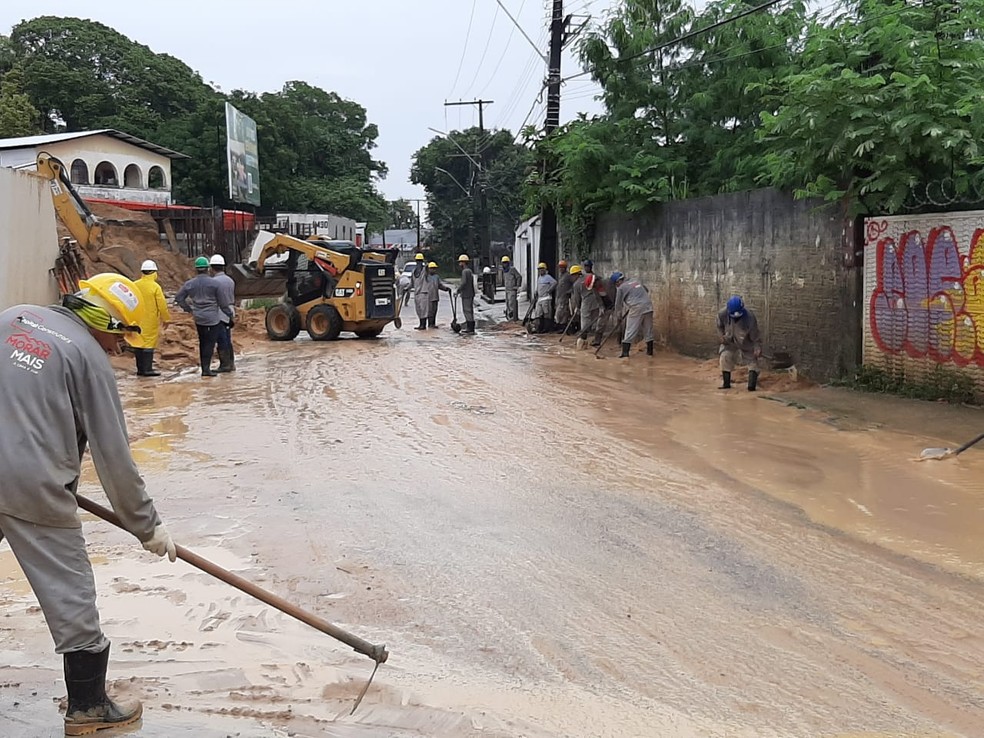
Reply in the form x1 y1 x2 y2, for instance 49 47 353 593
0 273 177 736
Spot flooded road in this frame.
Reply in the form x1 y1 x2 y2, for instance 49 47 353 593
3 315 984 737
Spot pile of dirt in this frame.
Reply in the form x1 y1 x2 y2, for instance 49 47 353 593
56 201 195 292
695 357 814 393
108 307 270 373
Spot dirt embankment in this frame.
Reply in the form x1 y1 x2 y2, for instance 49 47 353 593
58 201 195 293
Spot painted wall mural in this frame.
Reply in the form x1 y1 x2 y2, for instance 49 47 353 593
865 216 984 367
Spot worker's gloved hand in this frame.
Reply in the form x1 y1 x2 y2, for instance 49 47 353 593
228 318 235 330
142 524 177 562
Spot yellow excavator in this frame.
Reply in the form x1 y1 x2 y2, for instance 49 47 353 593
36 152 103 258
240 231 402 341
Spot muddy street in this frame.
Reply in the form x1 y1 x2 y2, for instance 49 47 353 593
3 318 984 737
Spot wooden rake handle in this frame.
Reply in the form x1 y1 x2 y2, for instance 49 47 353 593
76 495 389 664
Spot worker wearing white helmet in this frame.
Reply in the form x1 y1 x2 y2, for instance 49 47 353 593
208 254 237 372
456 254 476 334
132 259 170 377
0 273 177 735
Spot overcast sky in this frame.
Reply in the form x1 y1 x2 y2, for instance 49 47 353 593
1 0 613 204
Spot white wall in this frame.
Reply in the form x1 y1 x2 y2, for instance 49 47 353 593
276 213 357 240
0 169 59 309
513 215 540 300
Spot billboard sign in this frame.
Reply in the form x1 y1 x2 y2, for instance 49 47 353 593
225 102 260 206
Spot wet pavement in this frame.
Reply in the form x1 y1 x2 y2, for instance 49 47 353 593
2 310 984 737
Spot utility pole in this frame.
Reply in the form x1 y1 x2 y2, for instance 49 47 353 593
444 100 494 268
405 198 424 253
540 0 567 273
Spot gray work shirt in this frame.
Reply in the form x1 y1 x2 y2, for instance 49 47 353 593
176 274 233 326
614 278 654 317
502 267 523 292
213 272 236 324
0 305 161 536
716 308 761 351
459 267 475 299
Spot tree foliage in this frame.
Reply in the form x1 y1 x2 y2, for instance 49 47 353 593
411 128 532 265
529 0 984 246
0 64 41 137
5 16 387 221
387 198 419 229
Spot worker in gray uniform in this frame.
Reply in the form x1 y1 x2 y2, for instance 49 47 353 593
410 253 429 330
209 254 237 373
0 272 176 736
456 253 477 334
500 255 522 321
426 261 452 328
612 272 655 358
717 295 763 391
554 260 573 331
176 256 233 377
533 262 557 333
572 272 604 349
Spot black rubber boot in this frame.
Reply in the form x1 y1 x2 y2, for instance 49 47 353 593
134 350 144 376
748 370 759 392
64 646 142 736
591 333 603 347
414 319 426 331
646 341 654 356
143 350 161 377
620 342 631 358
427 316 437 328
720 371 732 390
216 347 235 373
463 321 476 334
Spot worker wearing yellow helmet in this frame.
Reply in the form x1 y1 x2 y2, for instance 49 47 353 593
456 254 477 334
0 273 177 735
425 261 452 328
555 259 576 331
409 253 431 330
500 254 523 321
132 260 171 378
532 261 558 333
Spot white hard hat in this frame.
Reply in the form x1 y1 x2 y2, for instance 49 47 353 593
209 254 226 266
140 259 158 272
483 266 491 274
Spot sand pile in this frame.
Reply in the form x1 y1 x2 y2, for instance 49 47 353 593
55 201 195 292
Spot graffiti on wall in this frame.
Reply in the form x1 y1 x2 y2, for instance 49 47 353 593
867 219 984 366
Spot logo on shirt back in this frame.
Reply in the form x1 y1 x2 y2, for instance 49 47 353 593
7 333 50 372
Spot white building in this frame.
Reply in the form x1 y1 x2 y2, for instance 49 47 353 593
274 213 358 241
513 214 542 300
0 129 187 206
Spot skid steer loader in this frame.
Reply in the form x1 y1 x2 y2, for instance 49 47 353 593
235 231 401 341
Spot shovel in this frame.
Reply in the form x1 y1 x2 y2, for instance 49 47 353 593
917 431 984 461
76 494 388 713
450 292 461 333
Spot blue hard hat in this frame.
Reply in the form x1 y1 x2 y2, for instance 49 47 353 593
611 271 624 284
582 259 593 267
727 295 745 318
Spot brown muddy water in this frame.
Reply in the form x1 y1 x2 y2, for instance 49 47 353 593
2 314 984 737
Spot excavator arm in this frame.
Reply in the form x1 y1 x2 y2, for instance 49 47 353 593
251 232 353 276
36 152 103 256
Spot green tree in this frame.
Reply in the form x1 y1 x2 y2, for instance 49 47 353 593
0 63 41 136
387 199 419 229
757 0 984 214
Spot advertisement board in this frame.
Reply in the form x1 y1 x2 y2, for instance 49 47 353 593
225 102 260 206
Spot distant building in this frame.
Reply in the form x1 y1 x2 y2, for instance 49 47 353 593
0 129 187 206
274 213 358 241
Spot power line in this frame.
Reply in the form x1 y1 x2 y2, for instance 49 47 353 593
479 0 530 96
449 0 479 97
464 2 502 97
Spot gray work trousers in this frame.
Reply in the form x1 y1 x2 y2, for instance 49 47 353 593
461 296 475 322
0 513 108 654
579 307 602 339
428 300 439 321
624 311 654 344
719 345 764 372
505 290 519 321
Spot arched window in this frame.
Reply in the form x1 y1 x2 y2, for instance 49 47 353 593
148 166 167 189
93 161 118 187
123 163 142 189
70 159 89 185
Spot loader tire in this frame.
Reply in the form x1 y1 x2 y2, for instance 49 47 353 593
307 304 343 341
266 303 301 341
355 328 383 339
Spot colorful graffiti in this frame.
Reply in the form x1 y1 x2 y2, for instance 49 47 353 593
868 221 984 366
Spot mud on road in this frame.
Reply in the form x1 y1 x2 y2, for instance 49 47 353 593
2 316 984 737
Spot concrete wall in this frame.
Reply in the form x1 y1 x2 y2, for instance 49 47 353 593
863 210 984 393
588 188 862 381
0 168 60 310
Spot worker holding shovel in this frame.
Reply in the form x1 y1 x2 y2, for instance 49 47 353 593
612 272 655 358
717 295 764 391
0 273 177 736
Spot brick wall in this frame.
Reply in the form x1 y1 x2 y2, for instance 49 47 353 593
584 188 862 382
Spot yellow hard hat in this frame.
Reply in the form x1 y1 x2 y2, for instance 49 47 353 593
428 261 439 268
415 253 425 261
570 264 583 275
537 262 547 269
458 253 470 262
74 273 145 346
501 255 511 263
